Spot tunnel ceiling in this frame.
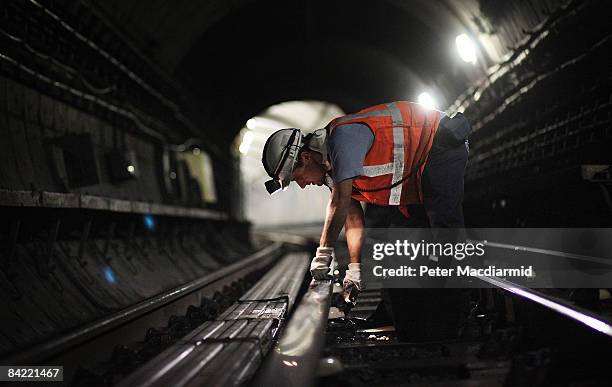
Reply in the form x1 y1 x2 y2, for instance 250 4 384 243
93 0 493 145
0 0 608 224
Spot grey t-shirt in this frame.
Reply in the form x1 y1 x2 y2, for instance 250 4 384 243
327 123 374 183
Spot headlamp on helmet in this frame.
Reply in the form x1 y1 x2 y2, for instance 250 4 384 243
262 128 303 195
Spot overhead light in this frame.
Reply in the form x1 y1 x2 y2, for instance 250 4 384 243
417 92 437 110
239 130 254 155
246 118 257 130
456 33 477 64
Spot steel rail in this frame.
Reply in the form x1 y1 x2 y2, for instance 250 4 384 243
478 275 612 338
478 239 612 266
1 242 283 366
252 279 333 387
116 252 311 387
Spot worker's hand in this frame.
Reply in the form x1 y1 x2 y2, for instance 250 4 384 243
343 263 362 305
310 247 334 280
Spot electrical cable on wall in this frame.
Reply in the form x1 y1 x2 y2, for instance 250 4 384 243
26 0 213 147
448 0 582 115
0 51 166 142
0 28 116 95
4 0 226 160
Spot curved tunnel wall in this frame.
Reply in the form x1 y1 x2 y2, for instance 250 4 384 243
0 0 611 370
1 0 611 224
0 0 235 215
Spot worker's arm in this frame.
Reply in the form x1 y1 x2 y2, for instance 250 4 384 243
309 179 353 280
319 179 354 247
344 198 364 264
342 198 364 304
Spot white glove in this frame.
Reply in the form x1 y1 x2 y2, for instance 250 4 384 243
310 247 334 280
343 263 362 304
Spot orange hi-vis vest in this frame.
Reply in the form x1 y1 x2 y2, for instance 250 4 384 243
326 101 442 208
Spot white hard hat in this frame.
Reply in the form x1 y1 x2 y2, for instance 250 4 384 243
261 128 303 194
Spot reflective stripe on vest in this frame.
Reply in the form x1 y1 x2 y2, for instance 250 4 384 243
387 102 406 205
327 101 440 207
362 162 394 177
352 103 407 205
333 109 390 125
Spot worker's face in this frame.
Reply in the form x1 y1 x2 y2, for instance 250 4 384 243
291 151 326 189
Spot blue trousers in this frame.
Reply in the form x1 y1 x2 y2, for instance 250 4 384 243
364 114 471 342
364 114 469 228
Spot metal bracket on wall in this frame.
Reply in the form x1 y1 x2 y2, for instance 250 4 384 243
121 222 139 275
77 219 92 268
136 227 156 270
102 221 116 262
38 219 64 293
159 223 178 265
0 219 23 299
70 221 99 284
123 222 135 261
2 219 21 271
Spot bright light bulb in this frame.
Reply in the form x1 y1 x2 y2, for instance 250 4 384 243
417 92 436 109
126 165 135 173
239 130 254 154
456 33 477 64
246 118 257 130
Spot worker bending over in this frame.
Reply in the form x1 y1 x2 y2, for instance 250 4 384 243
261 101 471 304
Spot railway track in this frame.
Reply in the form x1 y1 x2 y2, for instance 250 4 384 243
317 240 612 387
117 251 311 387
2 234 611 386
0 242 287 385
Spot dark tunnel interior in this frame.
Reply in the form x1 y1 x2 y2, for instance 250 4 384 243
2 0 609 223
1 0 612 385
